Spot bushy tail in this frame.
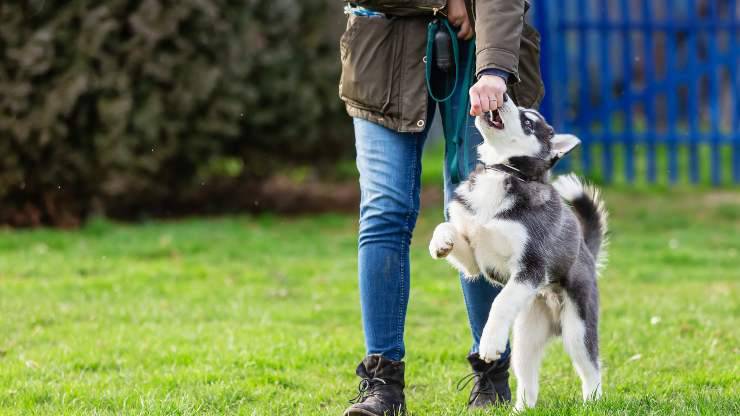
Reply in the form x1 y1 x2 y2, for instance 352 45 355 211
553 174 609 270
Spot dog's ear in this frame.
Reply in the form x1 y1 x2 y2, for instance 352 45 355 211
549 134 581 166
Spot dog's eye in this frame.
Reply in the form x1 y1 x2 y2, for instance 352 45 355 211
524 120 533 130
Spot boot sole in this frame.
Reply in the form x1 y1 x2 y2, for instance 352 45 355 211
344 409 405 416
343 410 377 416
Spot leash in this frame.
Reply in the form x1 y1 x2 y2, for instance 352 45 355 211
425 19 476 184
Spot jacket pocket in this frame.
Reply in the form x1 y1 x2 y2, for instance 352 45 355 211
339 15 398 114
510 23 545 109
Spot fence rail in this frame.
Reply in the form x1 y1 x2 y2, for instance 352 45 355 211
532 0 739 185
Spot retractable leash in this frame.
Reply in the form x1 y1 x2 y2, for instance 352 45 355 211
425 18 476 184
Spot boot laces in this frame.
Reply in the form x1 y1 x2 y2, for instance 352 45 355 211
456 366 501 405
349 377 387 404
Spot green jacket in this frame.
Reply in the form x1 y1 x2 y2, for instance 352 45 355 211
339 0 545 132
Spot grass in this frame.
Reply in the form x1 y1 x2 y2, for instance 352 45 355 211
0 188 739 415
0 127 740 415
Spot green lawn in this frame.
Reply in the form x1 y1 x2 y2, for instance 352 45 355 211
0 189 738 415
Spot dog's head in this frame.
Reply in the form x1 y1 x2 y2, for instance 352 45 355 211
474 97 580 170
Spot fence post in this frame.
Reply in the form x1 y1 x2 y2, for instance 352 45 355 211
665 2 679 184
619 0 635 183
732 0 740 184
707 0 722 185
598 0 613 183
641 0 657 183
577 0 592 175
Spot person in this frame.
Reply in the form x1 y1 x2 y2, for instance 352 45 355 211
338 1 544 414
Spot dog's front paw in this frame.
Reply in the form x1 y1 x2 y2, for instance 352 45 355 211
429 223 455 259
479 330 508 363
478 340 501 363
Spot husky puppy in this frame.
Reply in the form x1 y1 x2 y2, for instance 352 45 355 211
429 97 608 411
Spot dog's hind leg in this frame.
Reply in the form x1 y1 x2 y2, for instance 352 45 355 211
561 293 602 401
512 296 556 411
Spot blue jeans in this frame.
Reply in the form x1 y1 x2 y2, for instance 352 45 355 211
354 41 511 363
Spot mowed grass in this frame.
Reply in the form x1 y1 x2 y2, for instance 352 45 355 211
0 189 738 415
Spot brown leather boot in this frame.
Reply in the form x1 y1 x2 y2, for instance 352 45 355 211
344 354 405 416
457 352 511 409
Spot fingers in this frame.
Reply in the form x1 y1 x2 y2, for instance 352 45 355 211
469 76 509 115
457 20 473 40
470 86 494 116
469 89 482 116
448 12 464 27
481 94 492 114
494 89 505 110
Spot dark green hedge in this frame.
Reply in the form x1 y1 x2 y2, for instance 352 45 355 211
0 0 352 226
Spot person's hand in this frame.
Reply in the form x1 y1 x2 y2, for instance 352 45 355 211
469 75 507 116
446 0 473 40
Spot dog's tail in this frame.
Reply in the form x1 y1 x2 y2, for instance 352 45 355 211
553 174 609 272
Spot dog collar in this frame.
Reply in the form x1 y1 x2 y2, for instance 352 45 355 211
484 163 532 182
484 156 553 183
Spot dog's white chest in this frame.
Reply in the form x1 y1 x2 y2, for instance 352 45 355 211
449 179 527 283
470 218 528 283
459 172 512 221
443 171 530 282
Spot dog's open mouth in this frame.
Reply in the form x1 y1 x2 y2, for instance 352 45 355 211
485 109 505 130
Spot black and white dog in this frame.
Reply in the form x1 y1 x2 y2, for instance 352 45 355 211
429 97 608 411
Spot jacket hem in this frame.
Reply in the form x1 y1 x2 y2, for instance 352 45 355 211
345 104 425 133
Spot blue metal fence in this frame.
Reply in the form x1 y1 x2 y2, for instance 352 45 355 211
532 0 739 185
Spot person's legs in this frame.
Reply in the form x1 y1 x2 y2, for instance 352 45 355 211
439 39 511 361
442 132 510 360
354 117 428 362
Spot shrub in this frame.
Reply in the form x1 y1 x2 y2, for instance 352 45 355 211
0 0 352 226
